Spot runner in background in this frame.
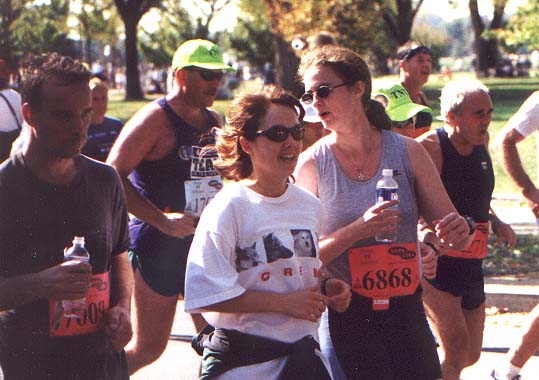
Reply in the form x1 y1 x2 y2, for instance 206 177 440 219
81 78 123 162
492 90 539 380
397 41 433 138
107 39 235 374
417 78 516 380
295 44 473 380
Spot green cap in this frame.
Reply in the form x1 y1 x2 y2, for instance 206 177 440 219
172 39 235 72
374 84 431 122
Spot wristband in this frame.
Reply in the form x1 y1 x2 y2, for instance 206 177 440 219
320 278 329 296
464 215 476 235
424 241 440 257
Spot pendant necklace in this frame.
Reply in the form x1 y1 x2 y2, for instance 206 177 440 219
354 143 373 181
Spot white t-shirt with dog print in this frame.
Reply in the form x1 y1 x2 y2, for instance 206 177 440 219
184 181 327 379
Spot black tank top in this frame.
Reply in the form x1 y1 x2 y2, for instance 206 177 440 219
129 98 218 251
437 128 494 223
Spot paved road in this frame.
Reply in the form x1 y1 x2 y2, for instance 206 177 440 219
130 301 539 380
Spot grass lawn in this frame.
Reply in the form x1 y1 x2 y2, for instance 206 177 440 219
106 75 539 270
108 74 539 196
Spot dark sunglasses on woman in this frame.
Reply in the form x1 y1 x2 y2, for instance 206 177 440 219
255 124 305 142
185 67 224 81
300 80 356 105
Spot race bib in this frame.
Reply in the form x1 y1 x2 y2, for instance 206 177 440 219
184 176 223 217
49 272 110 337
348 242 420 311
445 222 489 259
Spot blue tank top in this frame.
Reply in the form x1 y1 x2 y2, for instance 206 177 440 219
129 97 218 250
313 130 419 284
437 128 494 223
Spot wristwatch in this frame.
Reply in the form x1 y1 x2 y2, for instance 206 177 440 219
464 216 476 235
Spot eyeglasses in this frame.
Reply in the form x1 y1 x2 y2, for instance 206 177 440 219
185 67 224 81
391 116 416 129
300 81 356 105
255 124 305 142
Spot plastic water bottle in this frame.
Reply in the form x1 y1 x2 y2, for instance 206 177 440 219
375 169 398 242
62 236 90 318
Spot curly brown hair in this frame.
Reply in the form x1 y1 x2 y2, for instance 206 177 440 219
20 52 90 109
213 87 304 181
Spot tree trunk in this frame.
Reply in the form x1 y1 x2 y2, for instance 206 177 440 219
469 0 506 77
124 14 144 100
273 35 302 97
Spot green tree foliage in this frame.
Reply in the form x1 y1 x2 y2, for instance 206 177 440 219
74 0 120 66
140 1 195 67
229 0 274 71
0 0 29 64
504 0 539 51
11 0 78 59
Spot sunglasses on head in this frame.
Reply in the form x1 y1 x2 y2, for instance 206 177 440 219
255 124 305 142
186 67 224 81
300 80 356 105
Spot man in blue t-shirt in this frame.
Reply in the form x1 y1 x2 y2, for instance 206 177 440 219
82 78 123 162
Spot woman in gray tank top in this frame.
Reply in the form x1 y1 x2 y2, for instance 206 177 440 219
294 46 474 380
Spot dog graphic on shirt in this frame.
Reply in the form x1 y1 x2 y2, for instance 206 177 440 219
235 242 262 272
291 229 316 258
263 233 294 263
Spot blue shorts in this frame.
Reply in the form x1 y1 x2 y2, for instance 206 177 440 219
329 287 442 380
129 220 193 296
427 256 485 310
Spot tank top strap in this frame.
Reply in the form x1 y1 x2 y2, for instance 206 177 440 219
156 97 218 144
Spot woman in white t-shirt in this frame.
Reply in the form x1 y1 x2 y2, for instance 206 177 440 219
184 88 351 380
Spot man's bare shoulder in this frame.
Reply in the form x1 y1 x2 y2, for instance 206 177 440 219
122 101 168 134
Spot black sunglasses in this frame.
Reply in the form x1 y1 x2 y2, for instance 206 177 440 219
186 67 224 81
392 117 415 129
300 80 355 105
255 124 305 142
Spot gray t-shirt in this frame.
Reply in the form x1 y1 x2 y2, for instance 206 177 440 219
312 130 419 284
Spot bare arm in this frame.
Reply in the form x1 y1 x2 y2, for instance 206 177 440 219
103 252 133 351
107 103 195 238
497 128 539 214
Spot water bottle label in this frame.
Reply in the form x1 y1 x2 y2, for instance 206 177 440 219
49 272 110 337
376 188 398 204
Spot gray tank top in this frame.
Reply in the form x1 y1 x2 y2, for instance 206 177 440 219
312 130 419 283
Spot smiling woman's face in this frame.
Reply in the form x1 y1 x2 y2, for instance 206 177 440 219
241 104 302 183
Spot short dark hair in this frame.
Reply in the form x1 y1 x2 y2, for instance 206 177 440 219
20 53 91 108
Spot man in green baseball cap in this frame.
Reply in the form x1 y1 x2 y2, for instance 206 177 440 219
374 83 432 138
106 39 234 374
172 39 236 72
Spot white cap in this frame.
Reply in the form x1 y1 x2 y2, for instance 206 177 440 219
382 169 393 176
303 104 321 123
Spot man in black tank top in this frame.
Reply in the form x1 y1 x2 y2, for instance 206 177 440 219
417 79 516 380
107 39 235 375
